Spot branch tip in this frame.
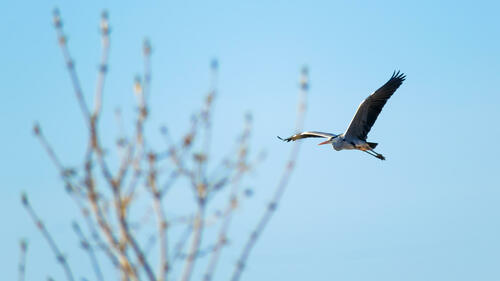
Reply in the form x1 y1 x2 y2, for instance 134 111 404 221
21 193 28 206
300 66 309 90
53 8 62 28
20 239 28 251
33 123 41 135
100 10 110 35
143 39 152 55
210 59 218 71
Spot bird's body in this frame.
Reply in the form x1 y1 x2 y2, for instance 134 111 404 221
332 134 374 151
278 71 406 160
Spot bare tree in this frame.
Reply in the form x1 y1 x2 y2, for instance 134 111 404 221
22 9 309 281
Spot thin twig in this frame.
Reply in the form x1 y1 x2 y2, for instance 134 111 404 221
101 39 157 281
199 59 218 181
51 11 135 277
203 115 253 281
159 121 198 196
84 153 135 280
158 170 180 197
142 39 152 103
147 153 170 281
72 222 104 281
21 193 76 281
177 243 220 260
179 61 220 281
131 41 150 187
171 223 192 268
230 67 309 281
86 36 143 281
127 40 151 196
33 124 65 176
93 10 110 118
34 121 123 277
121 39 152 199
180 202 206 281
65 171 120 269
18 239 28 281
112 177 156 281
53 8 91 125
76 194 120 268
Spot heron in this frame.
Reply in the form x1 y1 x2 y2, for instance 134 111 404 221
278 71 406 160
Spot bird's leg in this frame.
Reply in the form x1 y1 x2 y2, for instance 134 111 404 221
363 150 377 157
370 149 385 160
362 150 385 160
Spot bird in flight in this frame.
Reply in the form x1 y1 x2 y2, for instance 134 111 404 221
278 71 406 160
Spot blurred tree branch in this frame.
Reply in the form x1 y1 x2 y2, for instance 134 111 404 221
22 9 308 281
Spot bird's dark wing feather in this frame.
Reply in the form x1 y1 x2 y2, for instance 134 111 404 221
278 131 336 142
344 71 405 141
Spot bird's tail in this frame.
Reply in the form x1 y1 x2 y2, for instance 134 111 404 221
367 142 378 149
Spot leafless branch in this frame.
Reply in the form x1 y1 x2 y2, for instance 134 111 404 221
93 10 110 119
180 202 206 281
21 193 76 281
52 8 91 125
171 223 193 267
72 222 104 281
18 239 28 281
71 176 120 268
203 114 253 281
27 9 308 281
33 124 67 177
230 67 309 281
147 153 169 280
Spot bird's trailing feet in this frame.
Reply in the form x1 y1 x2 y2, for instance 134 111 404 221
363 150 386 160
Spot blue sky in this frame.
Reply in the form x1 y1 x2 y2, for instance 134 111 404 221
2 0 500 280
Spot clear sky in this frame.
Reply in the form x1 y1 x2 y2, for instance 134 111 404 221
2 0 500 280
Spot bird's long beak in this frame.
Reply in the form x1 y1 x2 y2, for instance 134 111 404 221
318 140 331 145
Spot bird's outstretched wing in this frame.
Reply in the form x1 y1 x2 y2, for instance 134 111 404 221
344 71 405 141
278 131 337 142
